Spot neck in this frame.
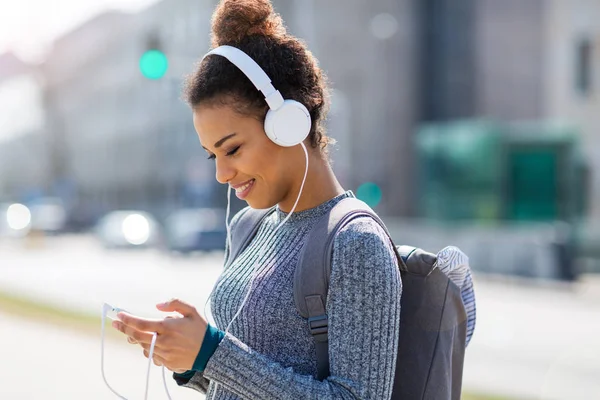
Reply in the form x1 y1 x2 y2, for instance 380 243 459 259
278 149 345 213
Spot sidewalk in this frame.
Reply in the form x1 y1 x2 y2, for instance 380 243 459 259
1 311 203 400
2 235 600 399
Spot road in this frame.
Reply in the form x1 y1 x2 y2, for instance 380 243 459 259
1 235 600 399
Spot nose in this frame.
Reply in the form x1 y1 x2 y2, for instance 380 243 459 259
215 156 235 185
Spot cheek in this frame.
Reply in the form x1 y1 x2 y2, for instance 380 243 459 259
267 155 298 196
254 154 282 184
247 141 283 178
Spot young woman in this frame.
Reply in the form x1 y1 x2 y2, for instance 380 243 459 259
112 0 403 398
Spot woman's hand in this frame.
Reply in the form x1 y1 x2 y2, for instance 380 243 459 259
111 298 207 373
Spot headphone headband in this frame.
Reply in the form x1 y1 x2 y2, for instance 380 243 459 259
203 45 284 110
201 45 311 147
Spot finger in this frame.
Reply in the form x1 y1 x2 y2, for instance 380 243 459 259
156 298 196 317
127 336 138 345
143 348 168 367
139 341 170 359
112 321 157 345
117 312 164 334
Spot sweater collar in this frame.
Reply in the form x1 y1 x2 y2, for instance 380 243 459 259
274 190 355 224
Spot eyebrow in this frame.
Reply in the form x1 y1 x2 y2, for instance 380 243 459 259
213 133 237 149
201 133 237 151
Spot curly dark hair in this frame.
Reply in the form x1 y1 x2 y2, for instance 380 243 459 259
183 0 332 152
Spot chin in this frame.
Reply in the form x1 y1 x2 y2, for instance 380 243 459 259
246 198 276 210
245 190 280 210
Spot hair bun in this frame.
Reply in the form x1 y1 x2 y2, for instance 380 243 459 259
211 0 286 46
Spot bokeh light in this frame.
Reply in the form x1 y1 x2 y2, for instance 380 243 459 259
121 213 150 245
6 203 31 231
139 49 168 80
356 182 383 208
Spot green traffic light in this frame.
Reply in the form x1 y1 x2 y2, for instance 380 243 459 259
140 50 168 80
357 182 382 208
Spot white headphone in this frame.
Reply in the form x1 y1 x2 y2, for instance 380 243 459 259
202 45 312 147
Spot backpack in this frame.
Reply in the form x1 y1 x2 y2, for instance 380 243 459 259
227 197 468 400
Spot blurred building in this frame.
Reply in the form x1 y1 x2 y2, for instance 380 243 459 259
20 0 600 227
274 0 420 217
268 0 600 219
43 11 138 227
37 0 418 224
42 4 219 227
543 0 600 220
0 52 48 202
416 0 600 221
473 0 600 142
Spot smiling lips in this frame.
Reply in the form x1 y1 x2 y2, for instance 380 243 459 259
231 179 255 199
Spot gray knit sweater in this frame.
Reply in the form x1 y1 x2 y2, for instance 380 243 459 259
181 191 402 399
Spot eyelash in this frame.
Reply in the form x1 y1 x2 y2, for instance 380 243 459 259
207 145 241 160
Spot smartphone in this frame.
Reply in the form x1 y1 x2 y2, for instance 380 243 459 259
103 303 128 321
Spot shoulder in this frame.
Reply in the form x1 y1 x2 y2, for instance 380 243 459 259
224 206 252 263
332 215 399 271
228 206 252 232
333 215 393 249
224 206 274 263
228 205 276 232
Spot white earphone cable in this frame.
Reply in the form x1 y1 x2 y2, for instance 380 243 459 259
145 333 157 400
102 141 308 399
203 142 309 334
212 142 309 396
162 364 172 399
225 183 233 251
203 185 233 325
102 143 309 398
101 305 173 400
101 310 127 400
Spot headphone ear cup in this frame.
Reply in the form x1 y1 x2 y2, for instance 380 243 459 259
264 100 312 147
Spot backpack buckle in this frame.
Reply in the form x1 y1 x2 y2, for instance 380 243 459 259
308 315 329 340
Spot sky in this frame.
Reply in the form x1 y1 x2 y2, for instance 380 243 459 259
0 0 158 62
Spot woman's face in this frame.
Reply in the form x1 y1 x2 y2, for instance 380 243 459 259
193 104 299 209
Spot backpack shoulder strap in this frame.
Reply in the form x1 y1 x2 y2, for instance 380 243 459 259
294 197 405 380
226 207 275 268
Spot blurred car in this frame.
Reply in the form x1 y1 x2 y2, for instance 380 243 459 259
0 202 32 238
28 197 68 235
164 208 227 254
94 210 162 249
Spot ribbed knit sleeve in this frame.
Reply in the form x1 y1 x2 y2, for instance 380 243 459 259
201 216 402 399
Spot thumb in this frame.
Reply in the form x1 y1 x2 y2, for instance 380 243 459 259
157 298 197 317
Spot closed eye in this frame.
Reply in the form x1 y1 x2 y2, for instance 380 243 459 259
226 146 241 156
206 145 241 160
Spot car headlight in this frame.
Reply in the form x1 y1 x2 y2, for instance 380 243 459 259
121 214 151 245
7 203 31 231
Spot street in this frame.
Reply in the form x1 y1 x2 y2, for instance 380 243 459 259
1 235 600 399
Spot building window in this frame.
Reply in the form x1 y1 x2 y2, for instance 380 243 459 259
575 38 593 96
